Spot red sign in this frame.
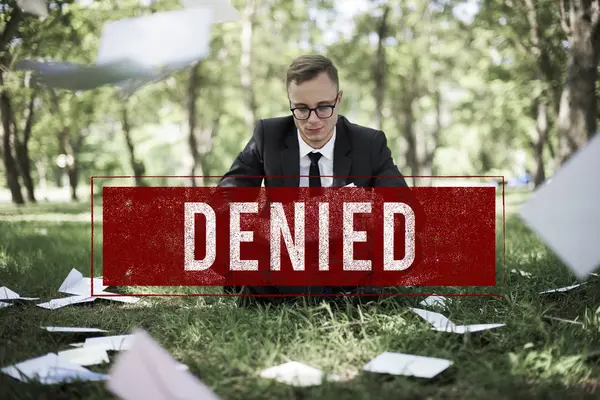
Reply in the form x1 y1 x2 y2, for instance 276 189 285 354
101 185 497 288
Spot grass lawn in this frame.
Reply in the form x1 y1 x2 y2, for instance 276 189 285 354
1 190 600 399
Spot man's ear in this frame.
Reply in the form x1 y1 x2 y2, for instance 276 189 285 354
337 90 343 106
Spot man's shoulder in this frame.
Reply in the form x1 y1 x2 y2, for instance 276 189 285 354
338 115 383 141
256 115 295 132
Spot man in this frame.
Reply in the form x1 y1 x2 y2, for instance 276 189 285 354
219 54 409 299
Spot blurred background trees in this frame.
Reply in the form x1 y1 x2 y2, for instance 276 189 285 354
1 0 598 204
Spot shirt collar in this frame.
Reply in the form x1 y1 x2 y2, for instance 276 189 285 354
297 127 336 160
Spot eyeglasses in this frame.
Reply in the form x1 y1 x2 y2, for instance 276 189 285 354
290 93 339 120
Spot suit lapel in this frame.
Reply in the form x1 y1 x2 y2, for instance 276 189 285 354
281 124 300 187
333 117 352 187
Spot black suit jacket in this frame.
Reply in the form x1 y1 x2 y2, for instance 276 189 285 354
217 115 412 298
218 115 408 188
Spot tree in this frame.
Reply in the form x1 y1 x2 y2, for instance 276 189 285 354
556 0 600 164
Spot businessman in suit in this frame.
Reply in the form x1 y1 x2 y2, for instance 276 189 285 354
219 54 409 299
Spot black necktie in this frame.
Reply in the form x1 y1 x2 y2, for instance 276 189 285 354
308 152 323 187
306 151 329 295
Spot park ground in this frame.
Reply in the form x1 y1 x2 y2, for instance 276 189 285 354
1 189 600 399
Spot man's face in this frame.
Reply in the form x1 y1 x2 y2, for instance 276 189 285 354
288 72 342 149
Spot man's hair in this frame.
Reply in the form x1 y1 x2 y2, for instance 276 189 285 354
286 55 339 92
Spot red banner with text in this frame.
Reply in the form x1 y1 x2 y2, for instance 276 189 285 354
101 186 496 288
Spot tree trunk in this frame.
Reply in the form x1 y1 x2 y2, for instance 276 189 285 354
57 128 79 201
419 89 441 186
0 73 25 205
36 161 48 201
556 0 600 164
121 102 146 187
532 98 548 187
398 58 421 187
401 92 418 186
68 159 79 202
68 133 86 202
187 63 201 187
0 7 22 55
240 0 257 131
14 89 38 202
199 118 221 180
372 5 390 131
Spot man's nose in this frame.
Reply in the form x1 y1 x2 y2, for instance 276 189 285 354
308 111 321 123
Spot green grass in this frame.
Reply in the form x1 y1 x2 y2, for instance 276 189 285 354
2 192 600 399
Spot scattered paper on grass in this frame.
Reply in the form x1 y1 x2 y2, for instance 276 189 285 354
433 323 505 334
410 308 455 331
518 133 600 279
539 283 585 294
0 286 40 301
259 361 324 387
52 269 141 305
1 353 108 384
543 316 584 326
0 302 12 309
362 352 453 379
37 295 96 310
511 269 533 278
58 347 110 367
84 335 134 352
410 308 505 334
106 329 221 400
419 295 447 309
42 327 109 333
259 361 353 386
59 269 108 296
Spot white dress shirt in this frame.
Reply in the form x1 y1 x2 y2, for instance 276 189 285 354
298 128 336 187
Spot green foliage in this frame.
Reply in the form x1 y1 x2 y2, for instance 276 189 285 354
0 0 582 191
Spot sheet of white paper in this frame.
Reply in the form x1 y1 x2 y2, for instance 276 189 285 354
411 308 504 334
519 133 600 279
1 353 108 384
511 269 533 278
16 0 48 18
106 329 222 400
115 59 196 96
362 352 453 379
59 268 108 296
58 347 110 367
259 361 324 387
344 183 357 187
37 295 96 310
539 283 585 294
410 308 455 330
94 291 141 304
433 324 505 334
419 295 447 309
181 0 241 23
96 9 214 69
0 286 20 300
84 335 135 351
43 327 109 333
0 302 12 309
0 286 39 301
16 59 156 91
